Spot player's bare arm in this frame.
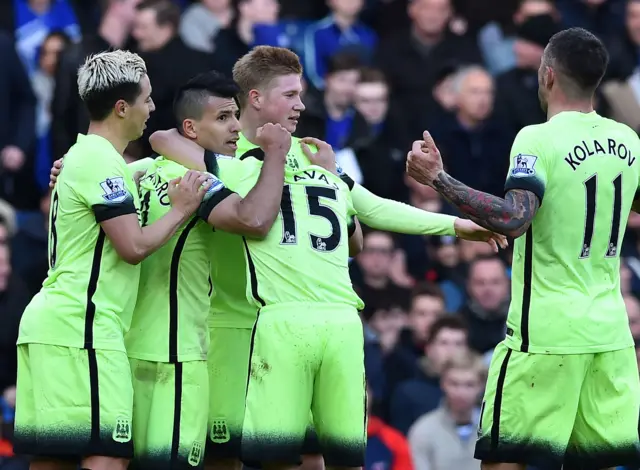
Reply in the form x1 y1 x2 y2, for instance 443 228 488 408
348 216 363 256
406 131 538 238
204 123 289 238
150 129 207 171
102 170 211 264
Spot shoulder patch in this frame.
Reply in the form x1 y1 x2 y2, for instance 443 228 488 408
335 161 345 176
100 177 130 203
510 154 538 178
203 172 225 200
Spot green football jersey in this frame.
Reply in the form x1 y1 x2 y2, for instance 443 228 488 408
212 145 363 310
503 111 640 354
126 157 222 362
18 134 141 351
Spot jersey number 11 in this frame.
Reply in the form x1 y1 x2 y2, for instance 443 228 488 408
581 173 622 259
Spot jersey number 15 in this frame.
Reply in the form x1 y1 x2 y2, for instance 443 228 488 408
581 173 622 259
279 185 342 252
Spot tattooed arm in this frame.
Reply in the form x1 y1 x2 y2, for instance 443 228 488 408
432 171 540 238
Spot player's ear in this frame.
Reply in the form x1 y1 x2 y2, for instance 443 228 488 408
545 66 555 90
115 99 128 118
182 119 198 140
248 89 262 110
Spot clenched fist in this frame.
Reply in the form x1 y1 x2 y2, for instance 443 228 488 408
406 131 445 187
255 123 291 157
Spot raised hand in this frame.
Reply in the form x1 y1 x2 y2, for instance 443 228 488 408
406 131 445 187
255 123 291 158
49 158 64 188
167 170 212 217
300 137 337 174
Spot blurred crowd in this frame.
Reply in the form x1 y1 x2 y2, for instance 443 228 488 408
3 0 640 469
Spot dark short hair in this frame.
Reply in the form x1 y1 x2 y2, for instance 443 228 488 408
327 51 362 76
411 282 445 303
426 316 468 345
173 71 240 132
358 67 387 86
136 0 181 30
545 27 608 97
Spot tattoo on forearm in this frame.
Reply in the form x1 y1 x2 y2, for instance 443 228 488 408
432 172 539 237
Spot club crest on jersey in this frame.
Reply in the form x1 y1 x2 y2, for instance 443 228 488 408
188 441 203 466
100 177 129 203
511 154 537 178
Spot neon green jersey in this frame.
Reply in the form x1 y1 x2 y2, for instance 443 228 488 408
503 112 640 354
18 134 141 351
125 157 229 362
207 145 362 310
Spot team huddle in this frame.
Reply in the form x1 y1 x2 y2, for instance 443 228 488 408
11 27 640 470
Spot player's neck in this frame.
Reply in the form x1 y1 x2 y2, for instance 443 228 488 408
546 100 593 121
239 114 261 145
87 121 129 156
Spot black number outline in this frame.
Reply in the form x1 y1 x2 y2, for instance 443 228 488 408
580 173 623 259
49 191 60 269
279 185 343 252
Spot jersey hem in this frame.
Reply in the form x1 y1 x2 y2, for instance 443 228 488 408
503 337 634 354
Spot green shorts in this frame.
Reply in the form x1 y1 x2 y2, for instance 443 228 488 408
14 344 134 460
206 327 252 460
129 359 208 470
241 304 366 467
476 342 640 468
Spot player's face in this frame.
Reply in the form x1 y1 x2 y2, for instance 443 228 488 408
125 74 155 140
260 74 305 133
442 369 481 413
191 97 241 156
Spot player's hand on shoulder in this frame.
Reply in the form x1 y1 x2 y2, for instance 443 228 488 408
453 218 509 252
300 137 337 175
167 170 212 216
406 131 444 187
49 158 64 188
255 123 291 158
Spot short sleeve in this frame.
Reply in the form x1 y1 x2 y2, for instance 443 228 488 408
76 155 137 223
197 151 240 220
504 125 548 204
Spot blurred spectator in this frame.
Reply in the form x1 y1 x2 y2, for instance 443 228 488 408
555 0 625 37
303 0 377 90
32 31 70 193
211 0 283 78
335 67 410 200
389 316 468 435
606 0 640 81
459 255 509 355
363 320 387 401
376 0 482 130
624 294 640 340
366 382 414 470
429 65 512 197
297 52 362 149
478 0 557 76
355 230 412 313
408 350 485 470
179 0 233 53
0 240 31 402
384 284 446 397
493 13 559 134
0 0 80 76
0 32 37 211
368 307 408 354
132 0 213 157
51 0 140 160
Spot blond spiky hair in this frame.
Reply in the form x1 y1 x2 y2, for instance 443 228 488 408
77 50 147 100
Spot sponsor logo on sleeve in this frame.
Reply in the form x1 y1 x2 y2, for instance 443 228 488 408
510 154 538 178
203 172 225 200
100 177 130 203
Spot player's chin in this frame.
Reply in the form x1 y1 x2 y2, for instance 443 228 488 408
283 118 298 133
